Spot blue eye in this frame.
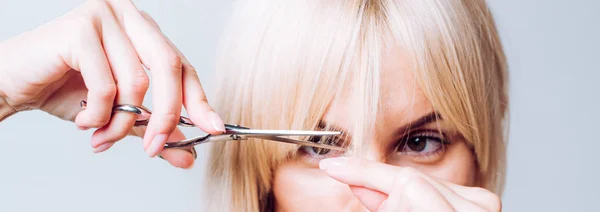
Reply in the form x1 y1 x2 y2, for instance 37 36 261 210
398 131 448 155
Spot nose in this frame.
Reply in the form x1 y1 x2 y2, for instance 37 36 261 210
352 141 387 163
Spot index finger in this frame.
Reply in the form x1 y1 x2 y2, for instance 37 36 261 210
106 2 183 157
319 157 500 211
319 157 398 194
130 126 195 169
138 11 226 135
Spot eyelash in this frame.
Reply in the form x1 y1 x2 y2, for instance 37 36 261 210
395 130 450 157
299 130 452 159
299 136 345 159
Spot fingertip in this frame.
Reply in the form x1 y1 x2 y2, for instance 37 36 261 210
207 111 226 133
188 108 226 134
153 129 194 169
90 130 104 147
93 142 114 153
146 134 167 157
319 157 351 172
75 110 110 129
142 129 153 150
74 111 88 129
159 149 195 169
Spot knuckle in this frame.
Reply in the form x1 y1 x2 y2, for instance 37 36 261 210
87 114 111 127
155 112 180 130
85 0 112 16
112 125 132 139
94 83 118 100
107 118 134 138
139 11 161 29
398 167 420 179
406 175 428 188
393 167 422 192
495 199 503 212
129 72 150 94
164 53 183 73
478 190 502 212
490 196 502 212
399 175 427 197
183 64 198 75
71 15 98 37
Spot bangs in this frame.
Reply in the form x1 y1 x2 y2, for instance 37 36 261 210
213 0 381 162
208 1 380 210
207 0 508 210
381 0 508 193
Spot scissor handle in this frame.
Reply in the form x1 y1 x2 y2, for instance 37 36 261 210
79 100 196 127
78 100 346 153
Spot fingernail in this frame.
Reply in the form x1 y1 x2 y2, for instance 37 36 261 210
78 126 89 130
147 134 167 157
93 143 113 153
208 112 225 132
184 161 195 170
319 157 350 172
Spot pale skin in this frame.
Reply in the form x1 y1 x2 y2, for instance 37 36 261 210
272 50 501 211
0 0 224 169
0 0 501 211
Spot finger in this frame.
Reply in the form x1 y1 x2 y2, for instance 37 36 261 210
349 186 387 212
319 157 399 194
129 126 195 169
140 11 225 135
383 176 453 212
428 182 502 212
158 128 196 169
72 25 116 130
170 36 225 135
109 6 184 157
90 5 148 151
320 157 492 211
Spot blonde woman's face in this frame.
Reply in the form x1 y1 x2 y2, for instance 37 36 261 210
272 50 477 211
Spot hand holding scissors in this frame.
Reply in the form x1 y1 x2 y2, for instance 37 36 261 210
0 0 228 169
0 0 343 170
80 100 345 161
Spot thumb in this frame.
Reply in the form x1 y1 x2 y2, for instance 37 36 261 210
129 126 196 169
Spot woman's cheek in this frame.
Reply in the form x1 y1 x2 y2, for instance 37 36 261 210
272 161 367 211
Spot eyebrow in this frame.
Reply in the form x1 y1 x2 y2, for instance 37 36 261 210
317 112 441 136
396 112 442 135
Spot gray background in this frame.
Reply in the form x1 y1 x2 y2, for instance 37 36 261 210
0 0 597 211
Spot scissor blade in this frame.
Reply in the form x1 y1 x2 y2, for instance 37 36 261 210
227 128 342 136
250 136 346 151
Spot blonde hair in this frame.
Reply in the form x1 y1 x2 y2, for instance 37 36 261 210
205 0 508 211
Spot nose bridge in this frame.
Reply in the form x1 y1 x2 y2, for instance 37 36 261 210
347 121 389 162
355 139 386 162
362 150 381 162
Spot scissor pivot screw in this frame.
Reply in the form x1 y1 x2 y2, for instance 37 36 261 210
230 134 242 140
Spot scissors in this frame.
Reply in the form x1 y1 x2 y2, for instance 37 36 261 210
79 100 345 159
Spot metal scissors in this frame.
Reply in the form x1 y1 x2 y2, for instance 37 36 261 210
79 100 345 159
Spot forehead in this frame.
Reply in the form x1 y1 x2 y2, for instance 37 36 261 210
323 49 434 133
